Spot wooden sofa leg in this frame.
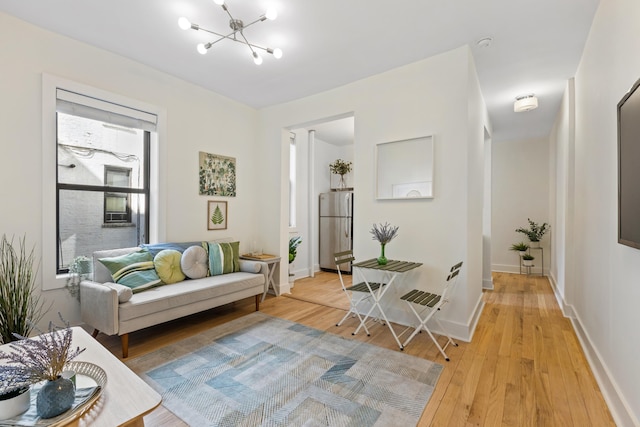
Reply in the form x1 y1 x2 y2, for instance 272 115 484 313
121 334 129 359
91 329 99 338
255 294 260 311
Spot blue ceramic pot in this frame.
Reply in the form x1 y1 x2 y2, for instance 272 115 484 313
36 377 75 419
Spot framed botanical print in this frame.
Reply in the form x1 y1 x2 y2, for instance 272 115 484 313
207 200 227 230
199 152 236 196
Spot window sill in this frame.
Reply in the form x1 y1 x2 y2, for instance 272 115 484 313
102 223 136 228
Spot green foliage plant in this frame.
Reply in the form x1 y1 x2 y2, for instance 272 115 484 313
515 218 549 242
522 253 535 261
0 235 48 345
289 236 302 263
329 159 352 176
510 242 529 252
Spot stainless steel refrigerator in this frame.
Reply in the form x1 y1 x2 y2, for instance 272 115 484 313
319 191 353 273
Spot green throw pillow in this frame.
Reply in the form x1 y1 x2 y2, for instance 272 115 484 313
207 241 240 276
154 249 185 284
98 250 161 293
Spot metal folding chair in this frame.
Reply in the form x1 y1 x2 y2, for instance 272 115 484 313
400 261 463 361
334 250 385 336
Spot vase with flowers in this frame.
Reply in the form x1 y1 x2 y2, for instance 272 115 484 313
0 316 85 419
370 222 399 265
329 159 352 190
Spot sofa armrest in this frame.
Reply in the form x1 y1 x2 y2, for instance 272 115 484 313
239 260 269 293
79 280 119 336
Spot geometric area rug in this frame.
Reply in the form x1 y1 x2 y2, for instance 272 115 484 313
125 312 443 427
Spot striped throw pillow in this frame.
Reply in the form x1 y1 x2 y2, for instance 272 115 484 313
207 242 240 276
98 250 162 293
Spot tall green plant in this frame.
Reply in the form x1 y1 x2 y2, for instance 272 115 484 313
0 235 48 344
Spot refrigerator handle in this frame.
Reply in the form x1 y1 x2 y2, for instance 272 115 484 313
344 193 351 238
345 193 351 217
345 218 350 239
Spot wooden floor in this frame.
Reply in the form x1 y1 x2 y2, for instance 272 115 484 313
92 271 615 426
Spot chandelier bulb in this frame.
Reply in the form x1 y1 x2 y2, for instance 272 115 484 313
197 43 209 55
178 17 191 30
213 0 225 5
265 7 278 20
272 48 283 59
253 52 263 65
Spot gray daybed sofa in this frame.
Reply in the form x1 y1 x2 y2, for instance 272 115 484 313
80 243 268 358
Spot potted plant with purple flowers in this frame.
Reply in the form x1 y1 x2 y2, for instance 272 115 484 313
0 317 85 419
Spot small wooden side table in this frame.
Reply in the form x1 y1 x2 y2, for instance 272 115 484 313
240 254 281 301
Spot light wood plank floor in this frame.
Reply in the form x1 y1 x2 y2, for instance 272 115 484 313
90 271 615 426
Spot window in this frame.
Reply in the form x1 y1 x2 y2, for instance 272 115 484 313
55 89 156 273
104 166 132 223
289 133 297 228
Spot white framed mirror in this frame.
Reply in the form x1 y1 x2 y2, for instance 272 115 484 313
376 135 434 199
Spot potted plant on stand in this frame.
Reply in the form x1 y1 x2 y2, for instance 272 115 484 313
522 253 535 267
288 236 302 285
510 242 529 257
515 218 549 248
329 159 352 191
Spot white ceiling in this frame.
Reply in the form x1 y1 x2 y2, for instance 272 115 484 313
0 0 599 143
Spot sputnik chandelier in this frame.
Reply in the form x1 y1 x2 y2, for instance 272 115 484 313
178 0 282 65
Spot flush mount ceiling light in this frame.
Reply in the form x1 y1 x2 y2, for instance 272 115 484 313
514 94 539 112
178 0 282 65
476 37 493 48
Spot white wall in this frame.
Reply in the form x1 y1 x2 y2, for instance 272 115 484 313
492 137 551 274
551 0 640 424
0 13 260 327
258 46 489 340
466 53 491 318
548 79 576 311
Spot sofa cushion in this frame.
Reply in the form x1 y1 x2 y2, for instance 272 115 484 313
207 241 240 276
180 245 208 279
104 282 134 303
139 241 203 257
92 247 139 284
118 272 264 322
154 249 185 284
98 250 161 293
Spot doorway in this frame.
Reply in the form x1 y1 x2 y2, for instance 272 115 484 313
288 114 355 283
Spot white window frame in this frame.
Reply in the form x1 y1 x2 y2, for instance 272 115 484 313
289 133 297 228
42 74 167 290
104 165 133 224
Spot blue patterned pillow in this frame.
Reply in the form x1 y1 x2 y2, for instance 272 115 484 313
207 242 240 276
98 250 162 293
139 241 203 257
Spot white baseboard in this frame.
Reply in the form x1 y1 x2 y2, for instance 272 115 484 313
435 293 485 342
571 313 640 427
492 263 549 276
482 277 494 290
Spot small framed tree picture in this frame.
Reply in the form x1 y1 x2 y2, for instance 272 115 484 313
208 200 227 230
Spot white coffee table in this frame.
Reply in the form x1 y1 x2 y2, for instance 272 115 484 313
0 327 161 426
